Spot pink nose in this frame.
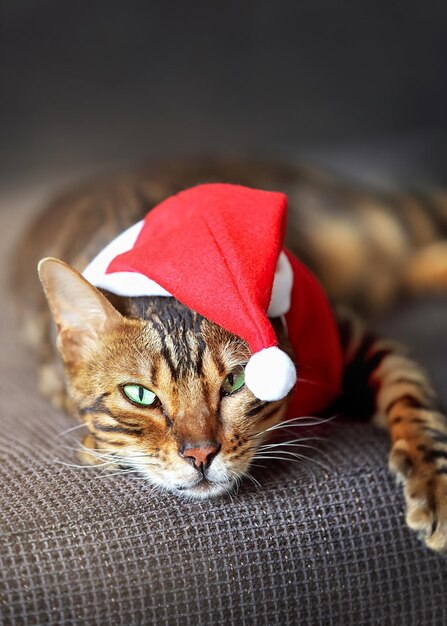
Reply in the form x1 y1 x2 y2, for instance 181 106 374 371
181 443 221 470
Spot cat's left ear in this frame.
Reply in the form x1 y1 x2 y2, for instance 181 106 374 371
38 257 124 359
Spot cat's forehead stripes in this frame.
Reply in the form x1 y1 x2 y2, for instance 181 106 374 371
125 295 249 386
131 296 207 380
148 353 161 388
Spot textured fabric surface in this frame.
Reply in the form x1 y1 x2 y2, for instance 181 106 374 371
2 185 447 626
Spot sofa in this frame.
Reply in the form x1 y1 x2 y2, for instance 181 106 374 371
1 176 447 626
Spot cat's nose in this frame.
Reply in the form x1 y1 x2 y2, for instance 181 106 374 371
180 442 221 471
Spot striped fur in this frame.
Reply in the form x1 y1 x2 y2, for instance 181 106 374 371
38 261 289 500
13 158 447 551
338 308 447 552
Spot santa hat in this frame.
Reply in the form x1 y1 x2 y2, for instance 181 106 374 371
83 183 342 411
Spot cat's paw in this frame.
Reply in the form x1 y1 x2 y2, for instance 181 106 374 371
389 438 447 553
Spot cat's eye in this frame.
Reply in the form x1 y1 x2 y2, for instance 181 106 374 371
221 366 245 395
121 384 157 407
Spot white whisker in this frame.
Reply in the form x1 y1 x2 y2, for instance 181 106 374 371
127 475 159 482
93 466 159 479
56 422 88 438
258 440 330 458
53 459 116 469
226 482 243 505
252 454 306 463
260 413 338 434
247 461 267 470
258 437 326 450
243 471 262 490
252 449 331 472
257 447 324 461
226 469 244 500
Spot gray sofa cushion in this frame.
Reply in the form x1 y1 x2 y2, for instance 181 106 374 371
2 186 447 626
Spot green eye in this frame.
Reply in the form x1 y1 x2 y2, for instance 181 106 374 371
221 366 245 395
122 384 157 407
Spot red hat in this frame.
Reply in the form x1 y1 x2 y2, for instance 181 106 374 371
83 183 342 414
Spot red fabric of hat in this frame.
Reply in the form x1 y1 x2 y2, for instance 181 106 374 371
84 183 343 416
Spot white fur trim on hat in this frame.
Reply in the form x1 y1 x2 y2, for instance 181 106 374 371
267 252 293 318
83 220 171 297
244 346 297 401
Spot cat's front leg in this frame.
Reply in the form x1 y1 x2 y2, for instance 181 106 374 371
386 399 447 551
339 308 447 552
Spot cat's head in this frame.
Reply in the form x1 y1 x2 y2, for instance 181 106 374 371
38 258 292 499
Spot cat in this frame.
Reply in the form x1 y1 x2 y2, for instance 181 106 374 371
12 157 447 551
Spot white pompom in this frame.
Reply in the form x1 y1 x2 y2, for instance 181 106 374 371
245 347 296 401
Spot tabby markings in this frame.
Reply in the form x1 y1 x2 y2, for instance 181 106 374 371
79 392 112 416
94 423 143 436
246 401 268 418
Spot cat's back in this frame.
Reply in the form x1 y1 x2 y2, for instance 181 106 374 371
11 158 320 330
12 156 447 349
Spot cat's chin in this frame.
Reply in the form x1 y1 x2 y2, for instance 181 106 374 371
170 478 235 500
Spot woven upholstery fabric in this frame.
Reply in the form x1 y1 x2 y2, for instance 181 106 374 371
2 188 447 626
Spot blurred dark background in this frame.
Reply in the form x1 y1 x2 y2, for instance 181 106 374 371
0 1 446 396
2 0 447 191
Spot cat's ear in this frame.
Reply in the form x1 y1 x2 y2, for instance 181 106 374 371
38 257 124 359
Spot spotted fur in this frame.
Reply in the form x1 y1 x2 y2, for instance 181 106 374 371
12 157 447 550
